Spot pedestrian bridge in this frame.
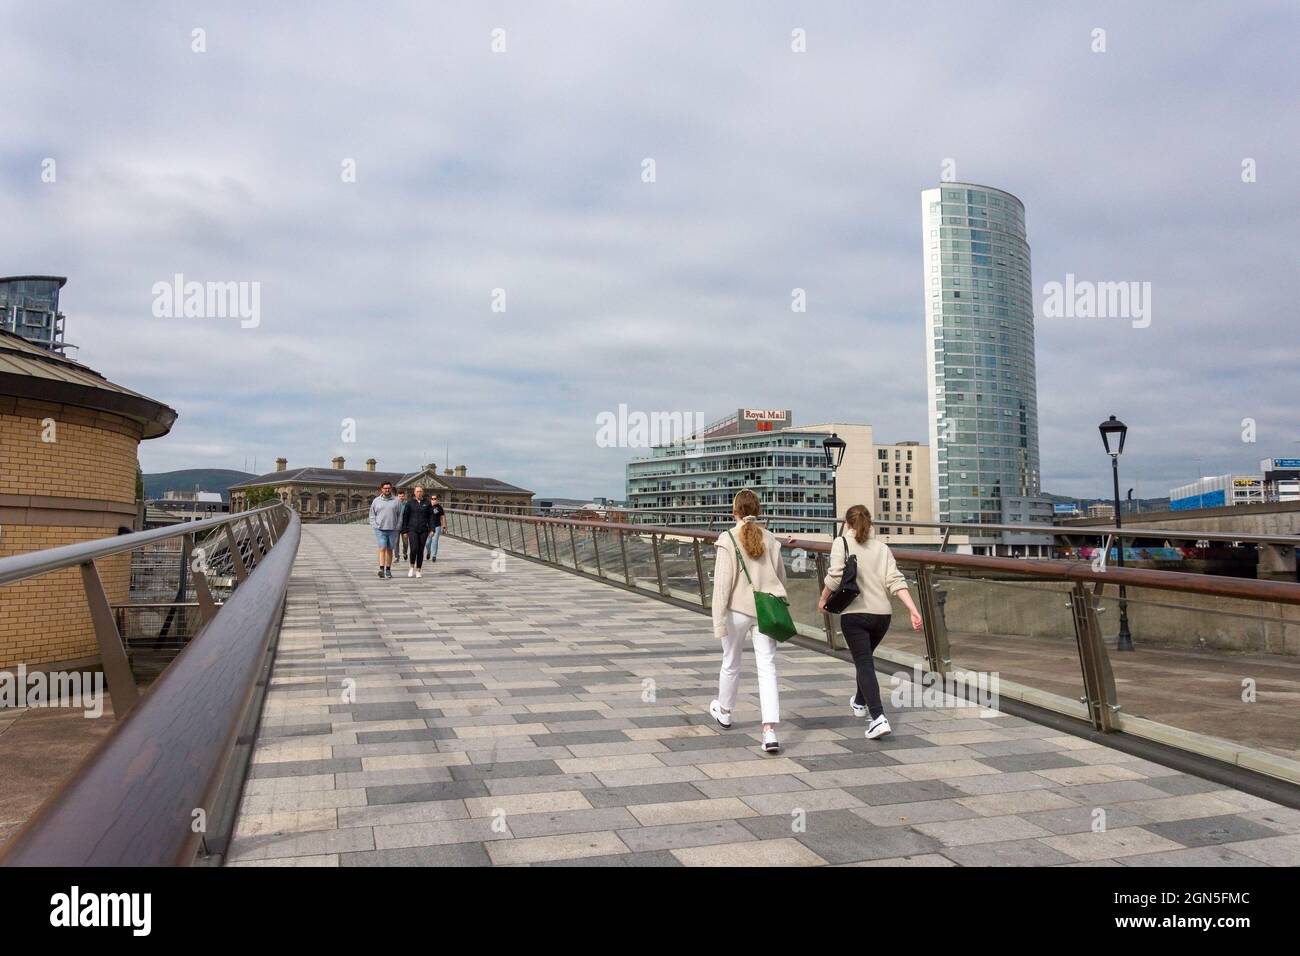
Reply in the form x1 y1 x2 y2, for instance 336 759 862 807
2 506 1299 867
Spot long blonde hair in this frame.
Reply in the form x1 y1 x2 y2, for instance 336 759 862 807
733 489 765 559
844 504 873 544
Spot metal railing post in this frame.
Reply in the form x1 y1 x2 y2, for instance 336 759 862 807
815 552 836 649
618 529 632 585
591 527 603 577
224 524 249 584
692 539 707 607
915 567 951 675
242 518 263 562
1069 581 1121 732
79 560 140 718
192 565 218 630
651 535 667 595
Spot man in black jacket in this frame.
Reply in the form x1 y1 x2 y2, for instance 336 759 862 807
400 485 435 578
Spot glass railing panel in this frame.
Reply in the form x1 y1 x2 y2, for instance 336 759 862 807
780 544 825 637
859 566 929 664
1099 584 1300 768
573 525 600 575
931 571 1087 716
623 531 658 589
659 535 706 606
593 527 622 581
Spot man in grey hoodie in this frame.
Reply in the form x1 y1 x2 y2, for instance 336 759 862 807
369 481 403 578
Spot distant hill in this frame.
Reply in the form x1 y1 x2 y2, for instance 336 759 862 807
143 469 254 503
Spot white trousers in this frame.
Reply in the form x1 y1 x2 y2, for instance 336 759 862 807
718 610 780 725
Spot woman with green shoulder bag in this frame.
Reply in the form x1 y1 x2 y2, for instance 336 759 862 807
709 489 793 754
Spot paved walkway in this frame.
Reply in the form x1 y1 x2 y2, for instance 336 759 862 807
225 526 1300 867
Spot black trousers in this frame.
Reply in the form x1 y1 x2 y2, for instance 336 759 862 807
407 530 429 568
840 612 892 719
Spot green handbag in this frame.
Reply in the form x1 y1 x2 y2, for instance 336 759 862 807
727 530 797 643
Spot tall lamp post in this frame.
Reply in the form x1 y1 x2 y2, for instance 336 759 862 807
1099 416 1134 651
822 433 847 537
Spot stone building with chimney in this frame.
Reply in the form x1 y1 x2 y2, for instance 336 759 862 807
228 458 532 519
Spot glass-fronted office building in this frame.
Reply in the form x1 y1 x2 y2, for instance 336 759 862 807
920 184 1052 554
625 413 936 540
0 276 70 354
626 430 836 535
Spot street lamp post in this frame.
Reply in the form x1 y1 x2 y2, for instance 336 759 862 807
822 433 847 537
1099 416 1134 651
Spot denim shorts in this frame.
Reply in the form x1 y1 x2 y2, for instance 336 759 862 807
373 528 399 550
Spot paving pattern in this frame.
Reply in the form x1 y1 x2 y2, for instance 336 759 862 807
225 526 1300 867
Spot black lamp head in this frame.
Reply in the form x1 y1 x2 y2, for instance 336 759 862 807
822 432 847 470
1099 415 1128 456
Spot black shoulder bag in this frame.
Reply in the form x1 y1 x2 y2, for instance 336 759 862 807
823 534 860 614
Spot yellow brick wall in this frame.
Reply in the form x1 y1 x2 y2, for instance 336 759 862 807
0 412 138 502
0 526 132 670
1 409 140 669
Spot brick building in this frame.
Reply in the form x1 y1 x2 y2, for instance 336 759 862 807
0 329 175 669
229 460 532 518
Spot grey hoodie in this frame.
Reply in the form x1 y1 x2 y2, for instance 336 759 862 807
369 493 403 531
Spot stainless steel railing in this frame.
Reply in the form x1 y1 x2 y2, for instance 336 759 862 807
0 501 300 866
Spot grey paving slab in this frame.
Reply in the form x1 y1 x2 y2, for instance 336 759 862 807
339 843 492 867
532 849 682 867
365 781 488 805
617 820 757 853
845 779 966 806
224 527 1297 868
941 839 1077 867
1140 814 1284 848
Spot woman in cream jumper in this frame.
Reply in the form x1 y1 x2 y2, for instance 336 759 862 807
710 489 786 753
820 504 923 740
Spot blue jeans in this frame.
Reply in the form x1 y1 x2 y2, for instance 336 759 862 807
373 528 399 551
426 526 443 559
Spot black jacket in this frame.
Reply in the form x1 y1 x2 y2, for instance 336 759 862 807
400 497 436 534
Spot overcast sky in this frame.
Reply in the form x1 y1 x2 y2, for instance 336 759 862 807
3 1 1296 500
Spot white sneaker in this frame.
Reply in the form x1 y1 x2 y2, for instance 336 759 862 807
849 696 867 718
865 715 892 740
762 728 781 753
415 569 422 578
708 700 732 729
407 567 415 578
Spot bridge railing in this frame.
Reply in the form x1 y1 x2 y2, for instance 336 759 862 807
444 507 1300 790
0 502 300 866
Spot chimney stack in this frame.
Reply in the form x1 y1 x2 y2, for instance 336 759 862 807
366 458 376 472
454 464 467 477
332 456 345 470
275 457 287 472
444 468 453 476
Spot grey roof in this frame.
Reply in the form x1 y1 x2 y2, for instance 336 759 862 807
0 275 68 288
395 469 533 496
0 328 176 438
230 467 405 491
232 463 533 497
